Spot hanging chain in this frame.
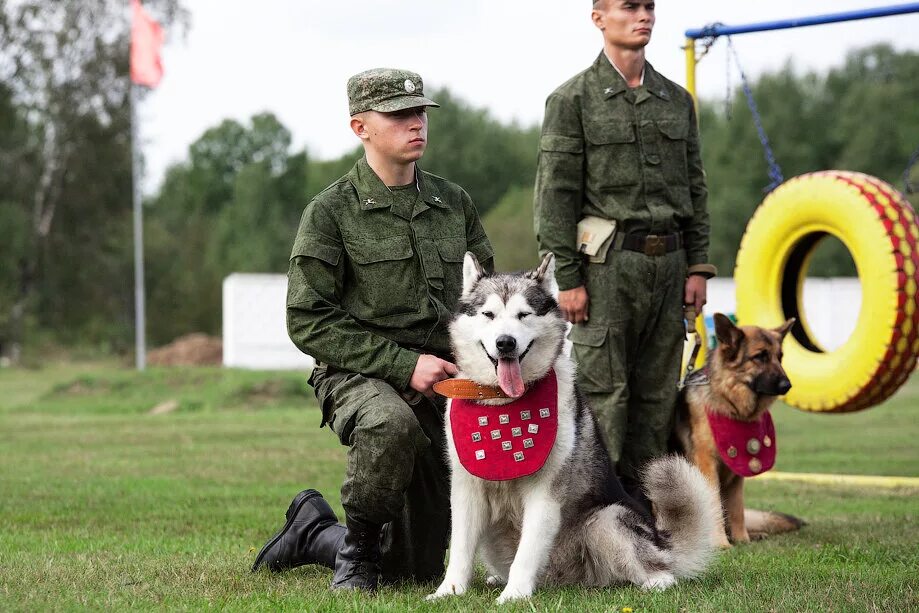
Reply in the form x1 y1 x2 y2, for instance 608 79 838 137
693 23 723 63
692 26 784 193
726 36 784 193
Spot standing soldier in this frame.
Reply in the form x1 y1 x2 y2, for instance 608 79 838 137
252 68 494 591
534 1 717 509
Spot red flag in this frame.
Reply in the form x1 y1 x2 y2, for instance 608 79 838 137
130 0 164 87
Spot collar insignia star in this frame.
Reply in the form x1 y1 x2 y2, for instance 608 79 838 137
365 198 376 205
604 87 614 94
433 196 442 203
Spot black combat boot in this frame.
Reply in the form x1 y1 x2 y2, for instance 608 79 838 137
330 518 383 592
251 489 347 572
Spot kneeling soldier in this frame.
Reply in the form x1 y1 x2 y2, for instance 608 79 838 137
251 68 494 591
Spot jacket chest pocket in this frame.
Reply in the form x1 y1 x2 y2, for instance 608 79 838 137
418 236 466 295
344 235 419 320
656 119 690 183
583 120 639 187
438 237 467 303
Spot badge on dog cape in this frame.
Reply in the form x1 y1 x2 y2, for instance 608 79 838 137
450 371 558 481
706 409 776 477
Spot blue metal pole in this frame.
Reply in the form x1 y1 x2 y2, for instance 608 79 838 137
686 2 919 39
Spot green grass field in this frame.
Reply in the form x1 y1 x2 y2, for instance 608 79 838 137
1 363 917 611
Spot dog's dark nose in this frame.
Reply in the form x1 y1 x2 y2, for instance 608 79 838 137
777 378 792 395
496 335 517 354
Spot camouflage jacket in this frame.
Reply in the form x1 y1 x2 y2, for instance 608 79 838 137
534 54 711 291
287 156 494 391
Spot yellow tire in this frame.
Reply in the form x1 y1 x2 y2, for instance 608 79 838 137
734 171 919 412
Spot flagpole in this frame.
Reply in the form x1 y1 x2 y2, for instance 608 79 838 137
130 0 163 371
130 83 147 371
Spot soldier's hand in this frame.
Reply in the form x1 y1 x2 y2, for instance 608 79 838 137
684 275 708 314
409 354 459 398
559 286 589 324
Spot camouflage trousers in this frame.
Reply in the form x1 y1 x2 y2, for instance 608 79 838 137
568 248 686 483
309 364 450 583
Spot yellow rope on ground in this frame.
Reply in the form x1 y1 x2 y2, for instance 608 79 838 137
761 471 919 488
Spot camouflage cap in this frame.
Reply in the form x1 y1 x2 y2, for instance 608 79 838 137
347 68 440 116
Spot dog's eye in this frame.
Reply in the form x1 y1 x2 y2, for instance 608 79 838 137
517 312 532 320
481 311 494 320
753 352 768 363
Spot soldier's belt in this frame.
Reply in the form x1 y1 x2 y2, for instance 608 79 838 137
616 231 683 257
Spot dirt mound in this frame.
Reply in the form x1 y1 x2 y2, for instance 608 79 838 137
147 333 223 366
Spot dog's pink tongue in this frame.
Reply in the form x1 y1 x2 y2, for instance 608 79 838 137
497 358 525 398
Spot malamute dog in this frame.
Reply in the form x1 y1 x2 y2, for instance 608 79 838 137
675 313 803 548
429 253 720 604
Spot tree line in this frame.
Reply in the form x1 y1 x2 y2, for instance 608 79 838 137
1 1 917 362
0 0 188 362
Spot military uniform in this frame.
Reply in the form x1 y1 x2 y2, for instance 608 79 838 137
285 69 493 582
534 54 716 484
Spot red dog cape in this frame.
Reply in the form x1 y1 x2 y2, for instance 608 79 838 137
706 409 776 477
450 371 558 481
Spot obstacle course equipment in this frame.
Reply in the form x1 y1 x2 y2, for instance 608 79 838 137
734 171 919 412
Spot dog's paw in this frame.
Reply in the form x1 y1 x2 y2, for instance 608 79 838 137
426 581 467 600
730 529 751 544
485 574 506 587
496 585 532 604
641 572 676 591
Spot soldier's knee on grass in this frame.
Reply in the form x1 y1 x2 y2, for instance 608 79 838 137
360 397 431 454
344 394 434 522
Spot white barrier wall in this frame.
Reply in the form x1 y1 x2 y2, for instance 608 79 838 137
706 278 861 351
222 274 861 370
222 273 314 370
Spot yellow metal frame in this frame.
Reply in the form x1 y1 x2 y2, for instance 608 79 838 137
685 37 697 103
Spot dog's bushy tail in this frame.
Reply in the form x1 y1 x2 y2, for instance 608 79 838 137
642 455 720 578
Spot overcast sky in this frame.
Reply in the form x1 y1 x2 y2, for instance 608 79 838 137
139 1 919 193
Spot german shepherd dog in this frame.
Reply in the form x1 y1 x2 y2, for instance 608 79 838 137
674 313 803 547
429 253 720 604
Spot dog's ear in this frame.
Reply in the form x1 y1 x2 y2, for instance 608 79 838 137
775 317 796 341
462 251 484 296
531 252 556 293
714 313 744 359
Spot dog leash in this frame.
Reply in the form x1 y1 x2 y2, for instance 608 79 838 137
679 306 704 390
